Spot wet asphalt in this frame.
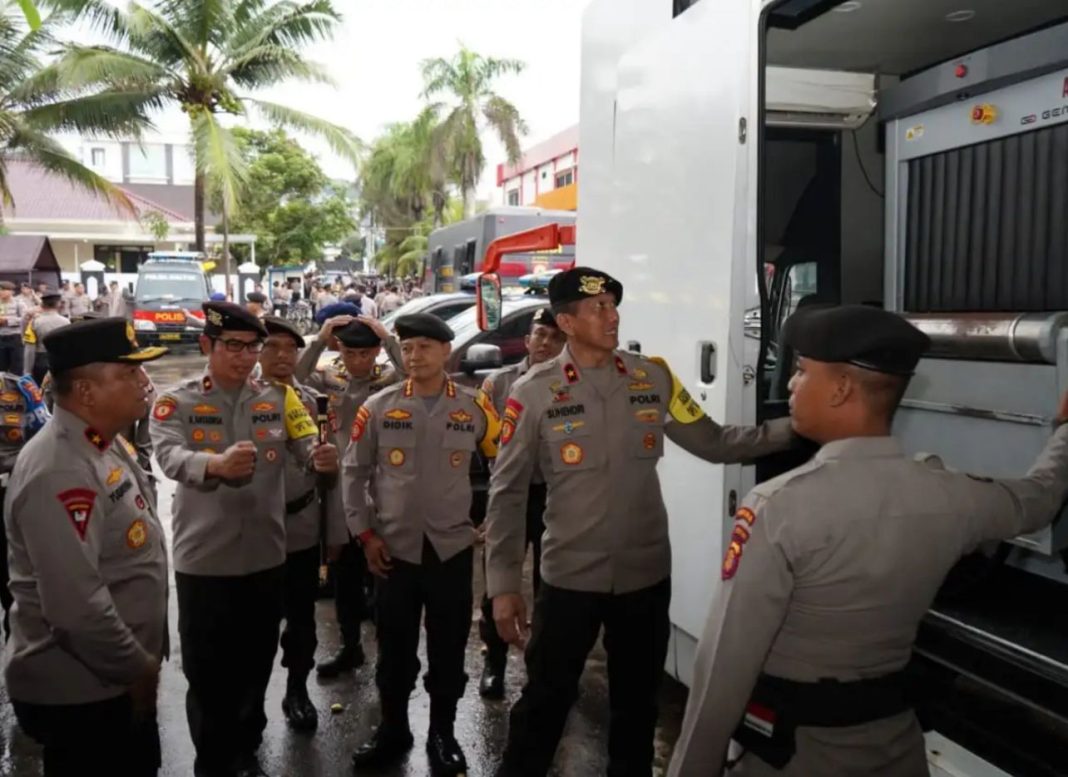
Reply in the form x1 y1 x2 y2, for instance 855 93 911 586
0 350 687 777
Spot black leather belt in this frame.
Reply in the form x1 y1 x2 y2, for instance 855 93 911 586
285 490 316 515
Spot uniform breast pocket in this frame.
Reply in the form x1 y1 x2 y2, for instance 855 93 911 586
444 430 476 471
542 423 596 474
379 430 416 475
629 425 664 460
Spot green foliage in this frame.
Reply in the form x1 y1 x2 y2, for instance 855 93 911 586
220 127 356 266
141 209 170 240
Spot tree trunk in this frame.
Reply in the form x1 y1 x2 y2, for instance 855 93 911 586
194 170 206 253
221 196 231 298
463 186 475 220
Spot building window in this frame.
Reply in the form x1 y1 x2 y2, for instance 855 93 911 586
128 143 167 181
95 244 155 273
554 169 575 188
507 189 520 206
91 148 106 167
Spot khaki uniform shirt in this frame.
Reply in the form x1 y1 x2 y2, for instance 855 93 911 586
295 336 404 451
343 377 501 564
0 297 27 336
67 294 92 319
23 310 70 376
481 358 545 484
484 346 794 597
3 406 168 705
284 379 347 554
150 372 318 576
669 429 1068 777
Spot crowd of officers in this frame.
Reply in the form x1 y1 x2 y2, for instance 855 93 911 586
2 265 1068 777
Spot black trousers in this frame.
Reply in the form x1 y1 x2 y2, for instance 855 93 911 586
497 578 672 777
375 537 473 723
176 565 284 775
0 334 21 374
31 350 50 388
332 537 370 646
13 694 160 777
481 483 546 660
281 545 320 677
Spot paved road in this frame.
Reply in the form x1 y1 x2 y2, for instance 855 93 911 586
0 350 687 776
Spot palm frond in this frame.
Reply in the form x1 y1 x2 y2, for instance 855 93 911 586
245 97 360 166
229 0 341 59
16 0 41 31
7 126 136 216
44 45 173 91
20 89 162 136
483 95 526 164
224 44 333 89
126 2 204 71
419 57 454 100
190 109 247 220
39 0 130 42
158 0 231 50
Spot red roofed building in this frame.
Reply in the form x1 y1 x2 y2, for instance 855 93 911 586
0 157 194 274
496 124 578 211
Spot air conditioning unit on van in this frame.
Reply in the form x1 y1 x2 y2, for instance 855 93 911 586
766 67 876 129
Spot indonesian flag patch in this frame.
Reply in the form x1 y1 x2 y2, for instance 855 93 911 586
58 488 96 541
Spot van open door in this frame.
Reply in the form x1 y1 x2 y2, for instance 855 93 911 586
589 0 759 684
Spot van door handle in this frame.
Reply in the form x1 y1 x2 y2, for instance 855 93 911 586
700 342 717 383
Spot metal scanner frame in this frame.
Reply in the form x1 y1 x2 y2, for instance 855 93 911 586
884 27 1068 562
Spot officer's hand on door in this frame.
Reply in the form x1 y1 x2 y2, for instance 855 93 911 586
206 441 257 480
311 442 338 474
362 533 393 578
493 593 529 648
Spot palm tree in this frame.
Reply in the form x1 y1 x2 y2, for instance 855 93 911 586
48 0 361 254
421 45 527 218
0 2 155 219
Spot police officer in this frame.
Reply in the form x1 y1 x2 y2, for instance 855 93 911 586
246 291 269 318
344 313 500 775
23 289 71 385
0 369 50 637
150 302 338 777
667 305 1068 777
296 306 404 676
258 316 347 732
0 280 28 373
476 307 566 698
4 318 168 775
485 267 795 777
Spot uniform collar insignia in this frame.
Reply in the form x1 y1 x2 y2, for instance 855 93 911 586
614 355 627 375
84 426 109 451
563 362 580 384
373 364 382 378
446 379 457 398
403 378 414 398
201 375 214 393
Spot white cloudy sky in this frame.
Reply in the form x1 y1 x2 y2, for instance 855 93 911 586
79 0 590 199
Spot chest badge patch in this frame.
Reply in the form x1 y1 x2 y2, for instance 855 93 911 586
552 420 585 435
265 448 278 463
388 448 406 467
560 442 584 466
106 467 123 486
135 494 146 511
449 410 473 424
126 519 147 549
450 451 465 468
152 397 176 421
209 430 223 442
6 428 20 442
722 507 757 580
192 429 206 443
643 432 657 450
629 381 654 392
385 409 412 421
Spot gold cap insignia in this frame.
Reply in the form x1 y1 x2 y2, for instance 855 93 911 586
126 322 137 347
207 309 224 326
578 275 607 296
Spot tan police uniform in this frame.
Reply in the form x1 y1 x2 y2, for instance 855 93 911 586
23 308 70 383
149 301 320 776
485 265 795 777
343 355 500 770
668 303 1068 777
0 293 27 373
294 324 403 673
480 357 530 419
669 430 1068 777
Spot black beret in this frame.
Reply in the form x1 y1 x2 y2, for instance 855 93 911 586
336 321 382 348
782 304 930 375
531 307 559 329
394 313 454 343
246 291 267 304
40 288 62 301
203 301 268 337
548 267 623 306
262 315 304 348
44 317 167 372
314 302 363 326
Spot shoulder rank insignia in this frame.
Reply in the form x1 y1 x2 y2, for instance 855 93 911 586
722 507 757 580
